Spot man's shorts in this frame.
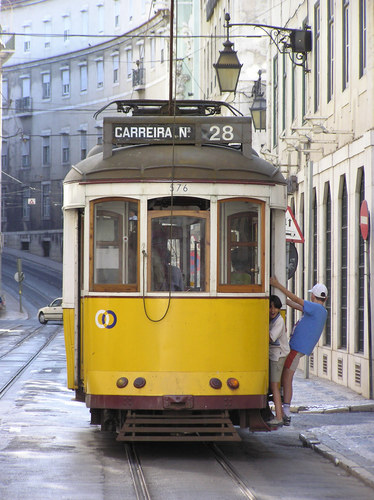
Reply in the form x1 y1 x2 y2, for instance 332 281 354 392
270 356 286 383
284 349 305 371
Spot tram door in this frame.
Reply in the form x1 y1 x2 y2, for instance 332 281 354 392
149 212 208 292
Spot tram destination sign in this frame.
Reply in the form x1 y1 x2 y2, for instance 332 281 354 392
113 124 195 142
112 122 244 145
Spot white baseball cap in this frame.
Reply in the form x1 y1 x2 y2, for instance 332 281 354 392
308 283 328 299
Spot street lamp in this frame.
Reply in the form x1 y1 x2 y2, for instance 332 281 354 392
213 14 242 93
214 13 312 94
250 70 266 131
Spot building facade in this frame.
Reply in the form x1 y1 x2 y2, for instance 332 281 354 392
1 0 200 260
265 0 372 397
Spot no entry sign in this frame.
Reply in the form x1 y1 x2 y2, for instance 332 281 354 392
360 200 369 240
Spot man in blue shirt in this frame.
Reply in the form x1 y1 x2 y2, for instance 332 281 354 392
269 276 328 425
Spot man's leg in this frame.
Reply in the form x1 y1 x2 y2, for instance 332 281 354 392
281 366 295 405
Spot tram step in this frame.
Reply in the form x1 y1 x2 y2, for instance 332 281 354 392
116 410 241 442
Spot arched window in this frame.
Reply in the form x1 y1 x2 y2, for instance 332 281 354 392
340 178 348 349
312 190 318 285
324 184 332 346
357 170 365 352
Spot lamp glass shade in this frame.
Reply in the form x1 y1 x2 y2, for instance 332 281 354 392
214 42 242 93
250 96 267 130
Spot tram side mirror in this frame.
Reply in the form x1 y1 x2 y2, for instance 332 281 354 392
286 242 298 280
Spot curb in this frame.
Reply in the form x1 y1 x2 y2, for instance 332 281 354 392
292 403 374 414
299 431 374 490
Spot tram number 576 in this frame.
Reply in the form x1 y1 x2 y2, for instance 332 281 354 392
170 183 189 193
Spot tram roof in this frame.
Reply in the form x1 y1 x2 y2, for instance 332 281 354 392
64 144 286 185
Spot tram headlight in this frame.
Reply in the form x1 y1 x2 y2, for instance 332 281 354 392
116 377 128 388
227 378 240 390
134 377 146 389
209 377 222 389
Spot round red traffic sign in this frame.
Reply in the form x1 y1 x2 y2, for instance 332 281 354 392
360 200 369 240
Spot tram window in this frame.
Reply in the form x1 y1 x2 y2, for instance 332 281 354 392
149 212 209 292
218 199 264 291
91 199 138 290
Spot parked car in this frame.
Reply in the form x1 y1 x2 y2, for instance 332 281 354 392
38 298 63 324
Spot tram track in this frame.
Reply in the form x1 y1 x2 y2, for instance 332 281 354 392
0 325 60 399
208 443 257 500
124 442 257 500
126 444 152 500
0 325 45 360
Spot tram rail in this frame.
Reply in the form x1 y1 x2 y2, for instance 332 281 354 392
0 326 60 398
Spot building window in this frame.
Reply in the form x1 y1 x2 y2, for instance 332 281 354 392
97 4 104 33
1 186 7 222
80 64 88 92
327 0 334 102
96 126 103 145
96 59 104 88
291 63 296 121
359 0 367 77
342 0 349 90
1 141 8 170
340 177 348 349
42 136 50 166
42 72 51 99
61 134 70 164
126 49 132 79
272 55 278 148
312 190 317 285
314 2 320 112
81 8 89 36
150 37 156 68
112 53 119 83
61 69 70 96
63 14 70 42
282 53 287 132
42 183 51 219
22 188 31 220
160 35 165 64
324 185 332 346
80 130 87 160
23 25 31 52
2 79 8 108
357 170 365 352
43 19 52 49
21 137 30 168
114 0 120 28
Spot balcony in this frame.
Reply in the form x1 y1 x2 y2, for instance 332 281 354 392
132 65 145 91
15 97 33 116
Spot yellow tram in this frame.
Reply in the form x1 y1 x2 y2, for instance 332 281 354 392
62 100 287 441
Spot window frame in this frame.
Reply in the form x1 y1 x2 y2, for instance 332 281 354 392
147 209 210 293
217 198 265 293
89 197 140 292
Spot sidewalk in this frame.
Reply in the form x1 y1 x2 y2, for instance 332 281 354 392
1 249 374 489
292 369 374 489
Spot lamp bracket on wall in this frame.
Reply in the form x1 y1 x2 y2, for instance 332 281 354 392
225 13 312 72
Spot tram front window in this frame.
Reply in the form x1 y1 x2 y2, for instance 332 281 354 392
149 213 208 292
91 199 138 290
218 199 264 291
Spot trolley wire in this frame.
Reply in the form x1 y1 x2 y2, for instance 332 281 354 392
142 0 177 323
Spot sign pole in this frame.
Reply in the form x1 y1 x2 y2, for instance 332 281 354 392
360 200 372 399
17 258 23 313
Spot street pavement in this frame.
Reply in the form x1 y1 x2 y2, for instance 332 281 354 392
1 249 374 490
